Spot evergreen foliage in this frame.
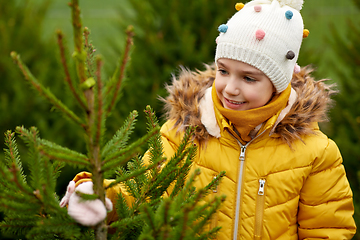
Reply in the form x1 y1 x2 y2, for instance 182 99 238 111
1 0 224 239
327 0 360 237
111 0 242 137
0 0 87 180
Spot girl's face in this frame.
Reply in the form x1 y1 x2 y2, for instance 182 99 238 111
215 58 275 111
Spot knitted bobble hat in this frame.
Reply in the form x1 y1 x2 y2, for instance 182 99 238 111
215 0 305 93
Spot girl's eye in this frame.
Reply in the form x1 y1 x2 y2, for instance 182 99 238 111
218 69 228 75
244 76 256 82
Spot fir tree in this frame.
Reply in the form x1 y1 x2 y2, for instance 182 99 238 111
327 0 360 237
0 1 224 239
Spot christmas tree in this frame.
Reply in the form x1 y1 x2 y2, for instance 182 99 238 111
327 0 360 237
0 0 224 239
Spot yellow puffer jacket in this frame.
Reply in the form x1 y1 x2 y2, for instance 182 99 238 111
72 65 356 239
158 65 356 239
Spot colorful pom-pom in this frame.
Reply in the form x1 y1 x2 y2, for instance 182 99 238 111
286 50 295 60
303 29 310 38
235 3 245 11
294 64 301 74
256 29 266 40
285 10 293 20
254 5 262 12
218 24 228 33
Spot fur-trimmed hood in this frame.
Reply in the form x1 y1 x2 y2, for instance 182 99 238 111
161 64 336 145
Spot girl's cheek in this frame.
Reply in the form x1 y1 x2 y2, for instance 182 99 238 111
214 79 223 92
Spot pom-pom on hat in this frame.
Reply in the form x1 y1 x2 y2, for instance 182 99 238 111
215 0 306 93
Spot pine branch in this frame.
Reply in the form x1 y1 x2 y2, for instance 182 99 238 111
56 30 88 111
144 127 196 200
105 26 134 116
10 52 84 127
128 156 147 191
114 192 131 220
137 168 225 240
0 182 34 208
66 0 107 236
15 126 45 189
95 55 104 147
106 155 163 195
141 204 156 234
84 27 97 79
3 130 26 184
69 0 86 84
144 106 164 169
15 126 90 168
145 147 191 199
38 143 90 168
110 215 143 240
169 143 196 198
13 126 66 217
198 171 226 198
102 110 138 158
190 196 225 237
102 126 160 171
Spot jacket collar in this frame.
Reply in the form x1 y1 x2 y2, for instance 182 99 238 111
200 87 298 140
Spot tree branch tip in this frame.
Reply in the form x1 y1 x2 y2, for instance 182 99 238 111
80 77 96 90
72 50 87 61
5 130 14 137
126 25 135 34
56 30 63 36
15 126 24 132
10 51 18 60
96 55 103 61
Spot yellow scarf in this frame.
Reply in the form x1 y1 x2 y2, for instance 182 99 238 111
212 82 291 143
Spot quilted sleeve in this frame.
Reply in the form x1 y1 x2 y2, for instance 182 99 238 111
297 138 356 239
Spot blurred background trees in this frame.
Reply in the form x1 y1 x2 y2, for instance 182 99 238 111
1 0 359 239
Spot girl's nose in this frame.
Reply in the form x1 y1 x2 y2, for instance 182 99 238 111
224 78 240 96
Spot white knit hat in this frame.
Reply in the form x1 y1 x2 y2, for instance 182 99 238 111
215 0 308 93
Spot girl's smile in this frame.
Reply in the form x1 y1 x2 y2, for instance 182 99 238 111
215 58 275 111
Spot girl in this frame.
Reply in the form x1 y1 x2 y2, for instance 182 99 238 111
61 0 356 238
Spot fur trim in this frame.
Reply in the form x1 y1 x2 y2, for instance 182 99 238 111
161 64 337 145
160 64 215 142
199 87 221 138
274 66 337 143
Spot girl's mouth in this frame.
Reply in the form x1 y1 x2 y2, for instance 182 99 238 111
227 99 246 105
224 97 247 109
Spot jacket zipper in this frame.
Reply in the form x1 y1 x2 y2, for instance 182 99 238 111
254 179 266 240
233 145 246 240
228 129 267 240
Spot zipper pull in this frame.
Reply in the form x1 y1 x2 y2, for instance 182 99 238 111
258 179 266 195
239 146 246 161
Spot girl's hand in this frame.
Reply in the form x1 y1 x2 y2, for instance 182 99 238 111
60 181 113 226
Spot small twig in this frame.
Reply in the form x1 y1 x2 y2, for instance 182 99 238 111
95 56 103 146
84 27 96 78
9 163 32 196
106 26 134 115
10 52 84 126
69 0 87 84
56 30 88 111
